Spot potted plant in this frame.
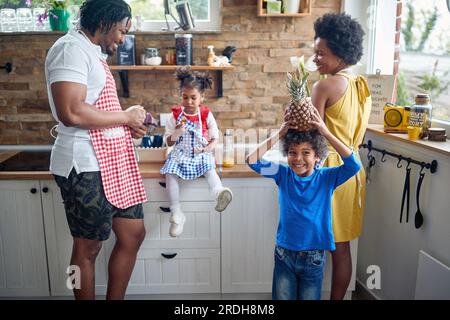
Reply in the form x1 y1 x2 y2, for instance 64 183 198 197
27 0 70 31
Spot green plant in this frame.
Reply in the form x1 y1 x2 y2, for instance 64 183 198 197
418 59 450 99
401 1 439 52
396 71 412 106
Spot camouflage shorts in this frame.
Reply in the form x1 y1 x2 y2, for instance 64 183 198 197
54 169 143 241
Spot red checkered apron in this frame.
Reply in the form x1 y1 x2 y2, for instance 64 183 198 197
89 60 147 209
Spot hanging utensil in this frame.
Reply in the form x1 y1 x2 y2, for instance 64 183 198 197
400 161 411 223
414 165 425 229
365 152 376 184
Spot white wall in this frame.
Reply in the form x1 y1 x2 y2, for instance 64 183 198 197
357 132 450 299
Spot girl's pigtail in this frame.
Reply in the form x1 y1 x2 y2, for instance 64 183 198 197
194 71 213 92
175 66 193 84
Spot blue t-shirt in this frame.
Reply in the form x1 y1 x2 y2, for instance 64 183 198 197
249 153 361 251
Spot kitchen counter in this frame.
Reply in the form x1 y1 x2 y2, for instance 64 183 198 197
0 151 259 180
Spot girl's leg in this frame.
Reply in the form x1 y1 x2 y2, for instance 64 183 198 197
165 174 186 237
204 170 233 212
204 169 223 196
166 174 180 208
330 241 352 300
272 246 297 300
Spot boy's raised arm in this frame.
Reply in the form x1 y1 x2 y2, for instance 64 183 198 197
309 107 353 159
246 122 291 164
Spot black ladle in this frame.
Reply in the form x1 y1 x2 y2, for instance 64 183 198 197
415 165 425 229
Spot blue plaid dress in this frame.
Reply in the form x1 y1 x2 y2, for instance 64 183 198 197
160 110 215 180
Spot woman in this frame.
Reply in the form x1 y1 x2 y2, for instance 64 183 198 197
311 12 372 300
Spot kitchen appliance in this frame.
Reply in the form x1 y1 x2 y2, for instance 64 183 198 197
0 151 50 171
162 0 195 31
175 33 193 65
383 103 410 133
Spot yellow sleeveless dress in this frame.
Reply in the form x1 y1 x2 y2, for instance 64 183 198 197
323 72 372 242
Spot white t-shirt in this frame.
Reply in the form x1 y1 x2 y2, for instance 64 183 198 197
45 29 109 177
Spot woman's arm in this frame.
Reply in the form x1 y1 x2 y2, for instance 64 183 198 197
246 122 291 164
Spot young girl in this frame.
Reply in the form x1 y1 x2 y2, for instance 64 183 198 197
161 67 233 237
246 108 361 300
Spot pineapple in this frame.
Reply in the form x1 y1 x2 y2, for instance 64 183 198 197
285 56 315 131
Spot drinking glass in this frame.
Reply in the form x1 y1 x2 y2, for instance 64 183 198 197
16 8 33 32
1 9 18 33
33 8 50 31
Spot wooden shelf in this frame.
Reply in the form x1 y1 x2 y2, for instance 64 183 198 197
109 65 236 98
257 0 311 17
110 65 235 71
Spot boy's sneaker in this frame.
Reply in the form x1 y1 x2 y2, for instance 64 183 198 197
169 208 186 238
215 187 233 212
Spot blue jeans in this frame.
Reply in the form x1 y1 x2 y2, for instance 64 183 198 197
272 245 325 300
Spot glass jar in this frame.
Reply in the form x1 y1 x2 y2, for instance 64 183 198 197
144 48 162 66
223 129 234 168
409 93 432 138
175 34 193 65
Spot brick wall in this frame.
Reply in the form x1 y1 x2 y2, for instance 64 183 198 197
0 0 341 145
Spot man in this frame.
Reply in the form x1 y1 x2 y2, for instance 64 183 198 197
45 0 148 300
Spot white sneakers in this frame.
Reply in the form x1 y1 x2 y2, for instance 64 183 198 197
169 187 233 237
169 206 186 238
215 187 233 212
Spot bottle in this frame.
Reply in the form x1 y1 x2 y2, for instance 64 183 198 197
409 93 432 138
207 45 216 66
223 129 234 168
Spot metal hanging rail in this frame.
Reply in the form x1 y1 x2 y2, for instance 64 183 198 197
359 140 438 174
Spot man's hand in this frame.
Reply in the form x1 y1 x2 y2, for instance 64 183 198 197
125 105 146 129
131 124 147 139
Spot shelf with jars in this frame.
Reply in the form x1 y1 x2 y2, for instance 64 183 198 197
257 0 311 17
109 65 235 98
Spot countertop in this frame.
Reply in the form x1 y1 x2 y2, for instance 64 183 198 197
0 151 259 180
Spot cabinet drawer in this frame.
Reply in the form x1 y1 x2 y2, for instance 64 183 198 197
126 248 220 294
144 178 214 202
142 201 220 249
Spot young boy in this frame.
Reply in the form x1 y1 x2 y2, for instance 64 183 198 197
246 108 361 300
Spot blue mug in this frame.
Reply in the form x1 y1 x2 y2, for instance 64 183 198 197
152 135 163 148
142 136 153 148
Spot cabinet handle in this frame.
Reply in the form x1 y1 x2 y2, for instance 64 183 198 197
159 182 166 188
161 253 177 259
159 206 171 213
42 187 49 193
30 188 37 194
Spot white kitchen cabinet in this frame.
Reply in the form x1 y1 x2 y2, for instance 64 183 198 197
0 181 49 297
125 178 221 294
221 178 279 293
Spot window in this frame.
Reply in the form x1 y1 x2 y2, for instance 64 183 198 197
126 0 220 32
398 0 450 124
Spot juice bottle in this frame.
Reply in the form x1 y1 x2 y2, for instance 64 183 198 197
223 129 234 168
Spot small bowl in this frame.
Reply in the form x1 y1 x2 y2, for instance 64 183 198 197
145 56 162 66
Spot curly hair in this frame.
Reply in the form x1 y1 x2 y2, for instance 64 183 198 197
314 13 365 65
281 129 329 161
175 66 213 94
79 0 132 36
